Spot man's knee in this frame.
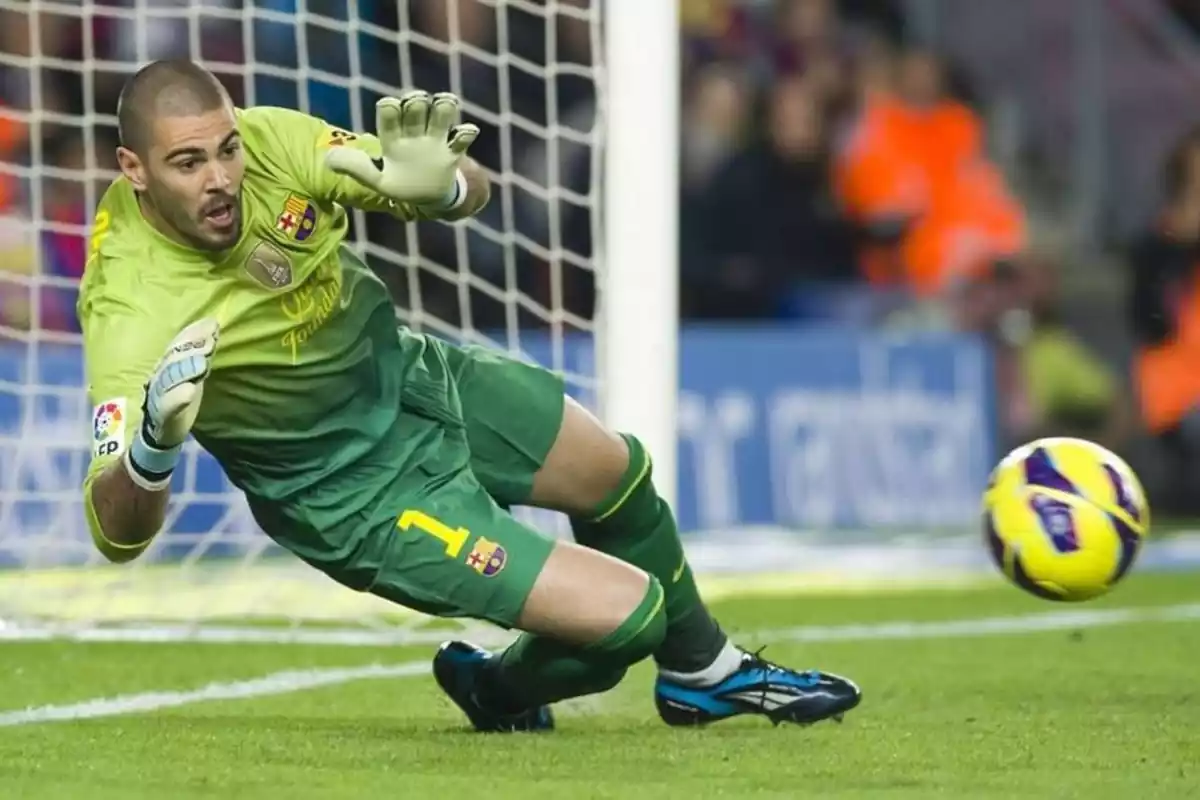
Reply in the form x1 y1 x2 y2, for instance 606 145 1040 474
529 397 633 513
516 539 654 643
587 434 651 517
571 434 669 544
584 573 668 668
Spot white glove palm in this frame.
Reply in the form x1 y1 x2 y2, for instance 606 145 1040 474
324 91 479 206
141 318 218 450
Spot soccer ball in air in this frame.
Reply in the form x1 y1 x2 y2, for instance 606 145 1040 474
982 437 1150 602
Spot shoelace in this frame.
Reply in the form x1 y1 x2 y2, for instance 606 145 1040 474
742 646 822 724
744 647 821 689
743 645 777 672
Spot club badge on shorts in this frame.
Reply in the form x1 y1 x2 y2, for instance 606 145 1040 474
465 537 507 577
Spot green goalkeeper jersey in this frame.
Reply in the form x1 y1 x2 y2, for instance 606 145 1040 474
80 105 451 581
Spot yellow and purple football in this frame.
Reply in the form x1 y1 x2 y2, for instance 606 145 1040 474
982 437 1150 601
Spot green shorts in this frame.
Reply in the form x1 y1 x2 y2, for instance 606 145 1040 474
365 336 566 628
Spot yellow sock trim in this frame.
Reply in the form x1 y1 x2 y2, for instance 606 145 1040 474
589 434 652 523
587 577 665 654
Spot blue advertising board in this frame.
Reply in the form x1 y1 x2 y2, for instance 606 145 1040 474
513 326 995 532
0 326 995 567
675 327 994 531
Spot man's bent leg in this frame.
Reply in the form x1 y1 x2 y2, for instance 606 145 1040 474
526 399 734 676
368 465 665 731
530 399 862 727
471 542 666 713
568 433 735 677
437 341 859 726
429 342 721 676
436 539 667 730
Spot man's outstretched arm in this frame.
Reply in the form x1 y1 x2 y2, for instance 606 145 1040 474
86 462 170 563
239 93 488 222
322 91 485 220
83 318 219 563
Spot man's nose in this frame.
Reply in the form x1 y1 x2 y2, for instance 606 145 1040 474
205 162 232 191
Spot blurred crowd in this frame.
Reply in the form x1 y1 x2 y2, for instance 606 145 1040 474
675 0 1135 466
5 0 1200 512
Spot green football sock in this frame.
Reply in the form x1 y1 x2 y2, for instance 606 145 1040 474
482 635 626 713
570 435 728 674
481 575 667 710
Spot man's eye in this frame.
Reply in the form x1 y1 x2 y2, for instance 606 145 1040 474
222 142 241 157
177 160 198 172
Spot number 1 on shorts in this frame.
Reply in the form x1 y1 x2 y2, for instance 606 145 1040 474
397 509 470 558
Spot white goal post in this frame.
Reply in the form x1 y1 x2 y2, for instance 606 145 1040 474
601 0 679 505
0 0 678 640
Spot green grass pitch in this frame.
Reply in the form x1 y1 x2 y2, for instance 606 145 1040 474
1 571 1197 799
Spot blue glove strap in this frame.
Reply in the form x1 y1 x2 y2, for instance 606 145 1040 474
130 429 181 479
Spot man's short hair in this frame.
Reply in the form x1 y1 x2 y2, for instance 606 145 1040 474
117 60 231 155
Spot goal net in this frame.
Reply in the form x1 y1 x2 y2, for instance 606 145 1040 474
0 0 620 643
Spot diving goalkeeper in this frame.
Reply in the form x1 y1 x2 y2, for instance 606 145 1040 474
80 60 860 731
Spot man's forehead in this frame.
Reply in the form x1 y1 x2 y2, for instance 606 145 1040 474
150 104 237 154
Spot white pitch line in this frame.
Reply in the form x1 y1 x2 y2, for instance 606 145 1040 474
3 602 1199 728
0 661 427 728
747 602 1200 644
0 623 513 648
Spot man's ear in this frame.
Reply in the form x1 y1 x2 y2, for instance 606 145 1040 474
116 146 147 192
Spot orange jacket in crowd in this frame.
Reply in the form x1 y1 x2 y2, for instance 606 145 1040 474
835 91 1026 294
0 104 23 212
1130 225 1200 433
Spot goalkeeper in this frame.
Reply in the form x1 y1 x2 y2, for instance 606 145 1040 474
81 60 860 731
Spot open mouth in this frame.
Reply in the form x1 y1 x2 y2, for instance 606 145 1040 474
204 201 236 228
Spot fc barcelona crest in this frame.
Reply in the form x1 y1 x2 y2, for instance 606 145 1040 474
275 194 318 242
465 537 507 577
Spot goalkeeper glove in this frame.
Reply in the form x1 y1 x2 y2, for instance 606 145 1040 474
324 91 479 210
125 318 219 490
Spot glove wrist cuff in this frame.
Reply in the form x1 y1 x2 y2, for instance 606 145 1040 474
431 168 469 211
128 428 181 488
